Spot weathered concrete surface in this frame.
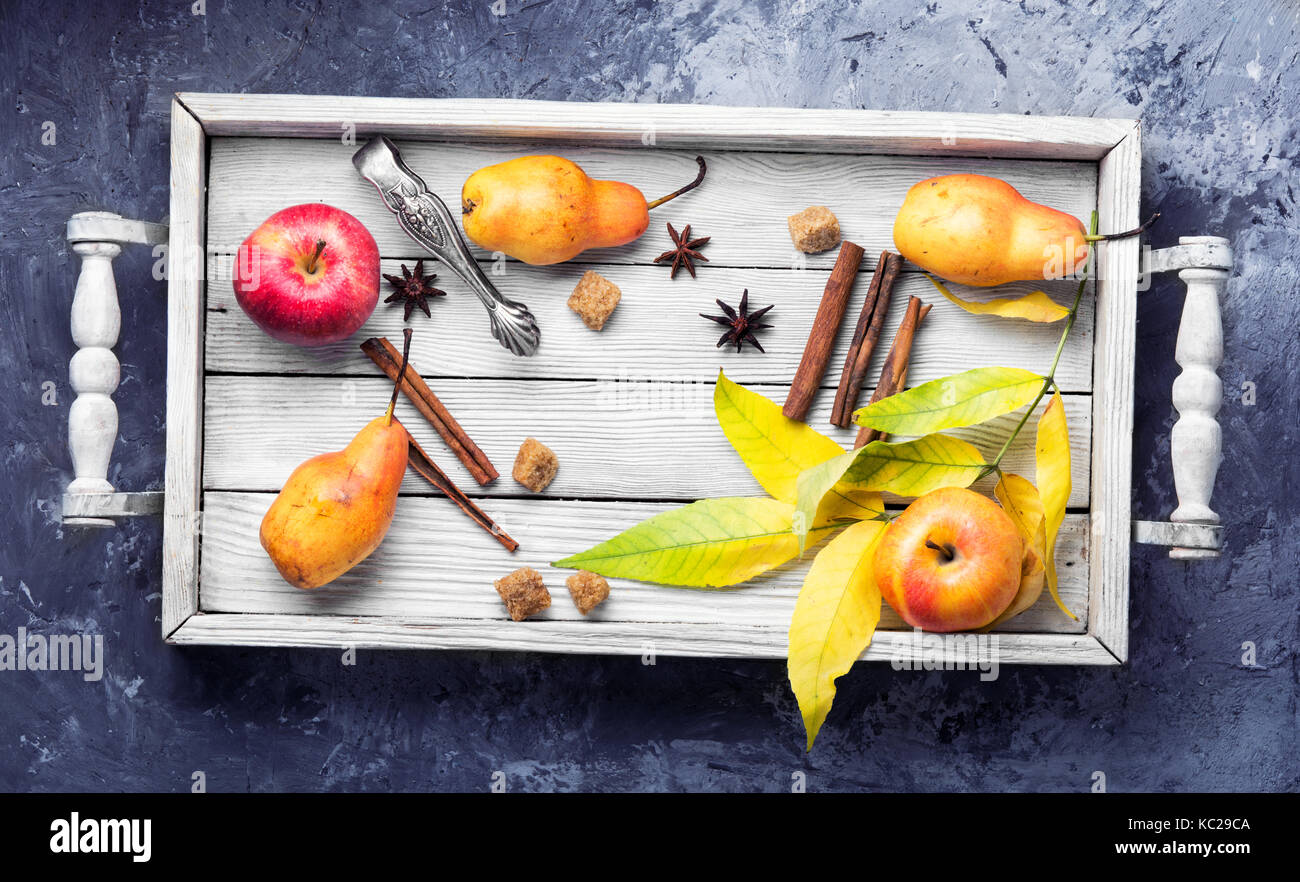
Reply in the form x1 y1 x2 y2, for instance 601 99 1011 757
0 0 1294 791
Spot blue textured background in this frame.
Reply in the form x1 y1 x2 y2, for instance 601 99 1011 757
1 0 1295 792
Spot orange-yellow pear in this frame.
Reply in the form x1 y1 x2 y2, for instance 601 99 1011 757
892 174 1088 287
259 415 408 589
259 330 415 590
461 155 704 265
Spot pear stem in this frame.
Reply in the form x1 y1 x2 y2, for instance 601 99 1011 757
646 155 707 210
1084 211 1160 242
304 239 327 274
385 327 412 426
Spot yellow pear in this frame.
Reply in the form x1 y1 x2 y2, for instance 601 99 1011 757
892 174 1088 286
259 331 414 589
461 154 706 265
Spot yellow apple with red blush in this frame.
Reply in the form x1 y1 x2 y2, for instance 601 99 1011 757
873 487 1023 632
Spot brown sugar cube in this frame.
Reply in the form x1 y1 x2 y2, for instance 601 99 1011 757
566 570 611 615
512 437 558 492
567 270 622 330
494 567 551 621
787 205 842 253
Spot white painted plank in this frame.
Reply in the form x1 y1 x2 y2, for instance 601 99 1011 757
202 377 1093 508
204 259 1095 391
162 99 206 639
170 613 1119 665
198 493 1089 636
205 136 1098 270
180 93 1132 161
1090 123 1142 663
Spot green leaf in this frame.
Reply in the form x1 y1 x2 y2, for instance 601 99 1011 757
854 366 1044 436
792 434 985 548
552 497 833 588
788 519 887 751
925 274 1070 323
714 370 846 503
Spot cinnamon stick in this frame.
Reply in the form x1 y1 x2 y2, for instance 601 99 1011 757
406 431 519 552
855 297 933 449
783 240 865 421
830 251 902 427
362 336 499 486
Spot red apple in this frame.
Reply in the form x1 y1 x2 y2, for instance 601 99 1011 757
873 487 1022 632
233 203 380 346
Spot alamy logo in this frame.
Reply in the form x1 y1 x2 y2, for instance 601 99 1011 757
0 628 103 681
49 813 151 862
890 628 1000 681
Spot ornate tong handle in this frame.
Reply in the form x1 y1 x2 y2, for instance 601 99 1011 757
353 136 540 356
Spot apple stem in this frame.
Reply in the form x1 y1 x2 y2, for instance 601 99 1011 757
646 156 707 210
385 328 413 426
925 538 956 562
1084 211 1160 243
305 239 327 274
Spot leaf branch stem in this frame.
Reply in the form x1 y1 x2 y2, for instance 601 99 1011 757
976 211 1098 482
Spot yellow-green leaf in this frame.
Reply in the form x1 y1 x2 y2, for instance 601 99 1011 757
714 370 846 503
1036 391 1076 620
788 519 886 751
854 367 1044 436
817 486 886 527
925 274 1070 323
793 434 985 548
986 473 1047 629
841 433 986 496
552 497 832 588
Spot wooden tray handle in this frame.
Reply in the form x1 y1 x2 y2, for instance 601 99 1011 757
62 211 167 527
1133 235 1232 559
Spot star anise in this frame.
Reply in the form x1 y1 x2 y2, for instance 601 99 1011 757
653 222 710 279
382 260 446 321
701 289 774 353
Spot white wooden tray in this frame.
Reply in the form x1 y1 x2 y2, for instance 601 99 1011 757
60 95 1231 666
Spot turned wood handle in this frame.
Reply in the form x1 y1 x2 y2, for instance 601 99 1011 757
64 211 167 528
66 237 123 527
1167 236 1230 560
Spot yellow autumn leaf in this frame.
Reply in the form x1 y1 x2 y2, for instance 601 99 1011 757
552 497 834 588
990 545 1046 631
925 274 1070 323
994 472 1046 557
714 370 846 503
1036 391 1076 620
788 519 886 751
987 473 1047 628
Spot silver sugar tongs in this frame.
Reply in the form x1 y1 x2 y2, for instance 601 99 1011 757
353 135 540 356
